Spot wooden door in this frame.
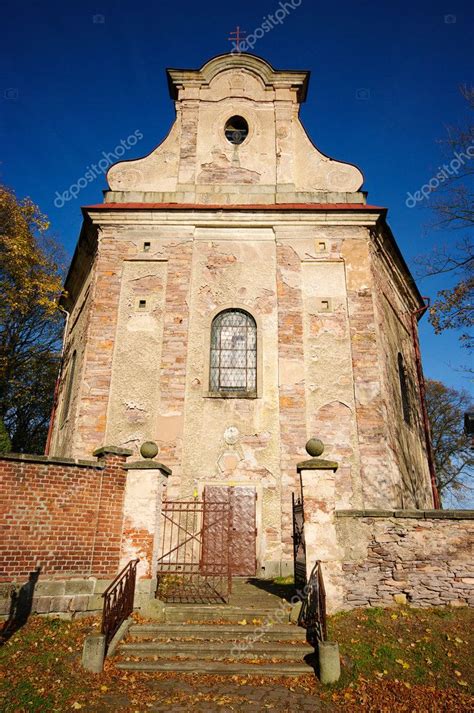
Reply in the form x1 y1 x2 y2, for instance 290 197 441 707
204 485 256 576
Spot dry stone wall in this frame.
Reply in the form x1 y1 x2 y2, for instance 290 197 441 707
335 511 474 608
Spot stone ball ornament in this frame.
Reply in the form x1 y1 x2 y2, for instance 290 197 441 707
140 441 159 459
306 438 324 458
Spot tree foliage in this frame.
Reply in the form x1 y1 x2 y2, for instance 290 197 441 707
0 418 11 453
425 378 473 505
0 184 64 453
422 86 474 351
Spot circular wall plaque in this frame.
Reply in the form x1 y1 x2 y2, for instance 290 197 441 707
224 426 240 445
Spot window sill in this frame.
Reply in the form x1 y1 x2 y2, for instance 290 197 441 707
204 391 258 399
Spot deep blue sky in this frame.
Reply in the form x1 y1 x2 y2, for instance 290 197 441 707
1 0 472 393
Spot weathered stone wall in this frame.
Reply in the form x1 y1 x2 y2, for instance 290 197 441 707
335 511 474 609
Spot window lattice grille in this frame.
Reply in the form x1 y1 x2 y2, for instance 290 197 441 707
210 310 256 394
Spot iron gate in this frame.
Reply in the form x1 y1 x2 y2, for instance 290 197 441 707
292 491 306 590
155 490 232 603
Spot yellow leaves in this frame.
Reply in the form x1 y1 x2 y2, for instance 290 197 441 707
238 619 247 626
395 659 410 669
0 185 63 322
458 680 468 687
390 613 398 620
72 703 82 710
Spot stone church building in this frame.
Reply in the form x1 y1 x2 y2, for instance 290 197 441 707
47 53 437 581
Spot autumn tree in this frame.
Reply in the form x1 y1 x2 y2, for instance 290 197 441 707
425 378 473 505
421 85 473 352
0 184 64 453
0 418 11 453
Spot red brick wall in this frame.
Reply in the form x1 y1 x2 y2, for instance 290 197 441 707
0 452 127 581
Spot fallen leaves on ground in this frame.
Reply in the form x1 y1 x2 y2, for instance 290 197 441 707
0 607 473 712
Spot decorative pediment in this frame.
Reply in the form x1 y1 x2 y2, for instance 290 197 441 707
106 53 364 200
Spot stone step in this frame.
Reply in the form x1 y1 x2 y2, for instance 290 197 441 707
163 605 290 623
119 641 312 660
115 659 315 676
227 594 291 604
128 623 307 642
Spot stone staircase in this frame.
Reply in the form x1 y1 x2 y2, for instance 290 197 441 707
113 578 316 676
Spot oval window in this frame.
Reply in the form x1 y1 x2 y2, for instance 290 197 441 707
224 116 249 145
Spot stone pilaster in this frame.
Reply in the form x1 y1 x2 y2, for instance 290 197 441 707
276 242 307 558
156 240 193 494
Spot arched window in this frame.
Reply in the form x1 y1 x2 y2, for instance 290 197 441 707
210 310 257 395
397 352 411 425
61 350 77 425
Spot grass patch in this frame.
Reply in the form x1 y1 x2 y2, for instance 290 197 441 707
329 605 473 694
272 575 295 585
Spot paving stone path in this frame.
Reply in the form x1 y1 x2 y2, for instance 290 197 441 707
97 677 335 712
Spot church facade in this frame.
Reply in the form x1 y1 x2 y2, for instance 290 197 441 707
48 53 436 579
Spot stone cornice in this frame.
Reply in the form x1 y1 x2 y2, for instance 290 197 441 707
0 453 102 469
336 509 474 520
124 461 171 476
297 458 339 473
83 206 383 228
167 53 310 102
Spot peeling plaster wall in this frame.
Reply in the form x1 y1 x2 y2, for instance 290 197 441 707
51 216 434 573
180 230 283 571
105 260 168 451
370 240 434 508
51 271 93 457
301 259 361 510
342 234 397 508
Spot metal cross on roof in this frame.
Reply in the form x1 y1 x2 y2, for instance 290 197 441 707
228 26 247 53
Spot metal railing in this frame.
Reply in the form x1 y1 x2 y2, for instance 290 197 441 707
101 558 139 650
292 492 306 590
298 560 327 646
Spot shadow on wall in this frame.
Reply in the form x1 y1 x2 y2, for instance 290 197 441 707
393 431 429 509
0 566 41 645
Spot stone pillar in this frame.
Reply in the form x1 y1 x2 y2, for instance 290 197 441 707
297 438 343 613
120 441 171 599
